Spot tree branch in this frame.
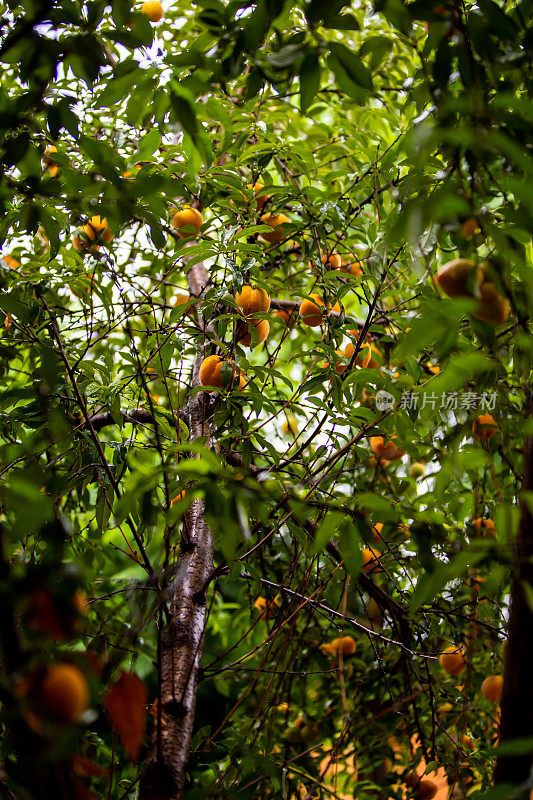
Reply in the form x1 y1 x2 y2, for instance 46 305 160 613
138 263 214 800
493 435 533 789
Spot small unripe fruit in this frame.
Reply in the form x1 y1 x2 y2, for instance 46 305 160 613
409 462 426 478
283 725 303 744
281 414 298 435
366 598 383 628
300 721 320 744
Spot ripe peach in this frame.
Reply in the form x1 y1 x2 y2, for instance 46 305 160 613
299 295 325 327
481 674 503 703
199 355 245 390
272 308 295 326
73 216 113 250
340 254 363 278
245 182 270 210
260 213 289 244
475 281 509 325
87 215 113 243
238 318 270 347
172 207 203 238
344 339 371 367
43 145 59 176
370 436 405 461
173 292 190 306
436 258 483 298
299 294 339 327
439 645 466 676
235 285 270 315
472 413 498 440
372 522 383 540
321 350 349 376
170 490 186 506
2 254 19 269
254 596 281 619
417 780 438 800
320 636 356 657
471 518 496 536
436 259 509 325
461 217 479 238
321 252 343 270
142 1 164 21
41 663 89 723
362 547 382 574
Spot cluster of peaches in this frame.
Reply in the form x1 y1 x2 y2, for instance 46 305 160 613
440 645 504 704
168 188 368 392
61 191 504 454
264 632 500 799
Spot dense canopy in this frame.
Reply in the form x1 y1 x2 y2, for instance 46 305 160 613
1 0 533 799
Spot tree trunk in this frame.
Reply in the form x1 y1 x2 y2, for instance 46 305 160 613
493 436 533 790
139 262 213 800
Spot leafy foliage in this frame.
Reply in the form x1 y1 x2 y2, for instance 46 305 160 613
0 0 532 798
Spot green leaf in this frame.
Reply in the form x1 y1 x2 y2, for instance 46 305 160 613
267 43 306 68
96 485 113 532
359 35 393 70
323 12 360 29
305 0 346 24
299 51 321 113
170 92 198 139
410 549 486 614
477 0 517 40
328 42 373 91
338 521 362 577
313 511 345 553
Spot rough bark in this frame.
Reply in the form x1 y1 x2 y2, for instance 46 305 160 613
493 436 533 790
138 263 214 800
